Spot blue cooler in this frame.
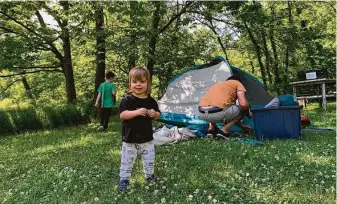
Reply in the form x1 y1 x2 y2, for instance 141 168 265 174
251 105 303 140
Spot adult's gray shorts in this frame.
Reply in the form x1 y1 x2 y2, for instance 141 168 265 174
199 105 241 123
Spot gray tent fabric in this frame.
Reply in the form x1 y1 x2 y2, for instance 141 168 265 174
264 97 280 108
231 68 273 105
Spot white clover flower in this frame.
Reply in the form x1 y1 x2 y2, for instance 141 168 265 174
145 186 150 190
94 197 99 201
194 189 199 194
161 198 166 203
187 195 193 201
154 190 159 195
174 184 178 187
212 199 217 203
162 186 166 190
208 195 212 200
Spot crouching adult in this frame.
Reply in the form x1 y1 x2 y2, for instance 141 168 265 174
198 75 251 139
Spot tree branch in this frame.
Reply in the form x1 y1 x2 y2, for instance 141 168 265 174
35 10 46 28
0 10 64 61
187 10 236 26
0 11 46 41
0 69 63 78
0 26 21 35
0 79 22 95
11 65 62 70
158 1 195 34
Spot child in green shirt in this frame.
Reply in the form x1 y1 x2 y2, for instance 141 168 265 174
95 71 117 131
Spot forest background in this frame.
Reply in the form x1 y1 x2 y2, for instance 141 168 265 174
0 1 335 133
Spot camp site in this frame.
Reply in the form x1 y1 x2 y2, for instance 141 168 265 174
0 1 335 204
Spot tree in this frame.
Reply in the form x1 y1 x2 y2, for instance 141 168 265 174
0 1 78 102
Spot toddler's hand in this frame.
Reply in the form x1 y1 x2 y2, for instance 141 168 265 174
147 109 156 118
94 103 100 108
137 108 147 117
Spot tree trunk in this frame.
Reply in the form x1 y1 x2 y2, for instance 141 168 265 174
244 22 268 89
93 2 106 102
147 1 161 79
249 60 255 74
21 75 33 99
269 7 281 95
283 1 293 93
269 29 281 95
60 1 76 102
261 29 273 85
128 1 138 70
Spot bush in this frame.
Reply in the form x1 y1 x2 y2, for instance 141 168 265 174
9 107 43 132
0 110 14 134
42 106 65 128
0 101 91 135
58 104 82 126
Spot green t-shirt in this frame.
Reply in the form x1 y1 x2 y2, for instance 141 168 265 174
98 82 116 108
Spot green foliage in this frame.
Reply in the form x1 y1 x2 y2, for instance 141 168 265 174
0 110 13 134
9 107 43 132
0 1 335 106
0 103 90 135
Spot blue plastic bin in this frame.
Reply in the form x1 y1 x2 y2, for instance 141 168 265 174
251 105 303 140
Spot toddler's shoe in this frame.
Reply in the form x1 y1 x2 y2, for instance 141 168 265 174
146 175 160 183
97 126 104 131
118 180 129 192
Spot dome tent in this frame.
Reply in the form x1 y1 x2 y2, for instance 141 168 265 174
157 56 273 132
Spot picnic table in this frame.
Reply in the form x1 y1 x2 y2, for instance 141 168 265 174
289 78 336 111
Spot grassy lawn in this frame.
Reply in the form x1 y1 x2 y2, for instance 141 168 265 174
0 103 335 204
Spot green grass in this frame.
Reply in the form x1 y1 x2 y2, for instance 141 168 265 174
0 103 335 204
